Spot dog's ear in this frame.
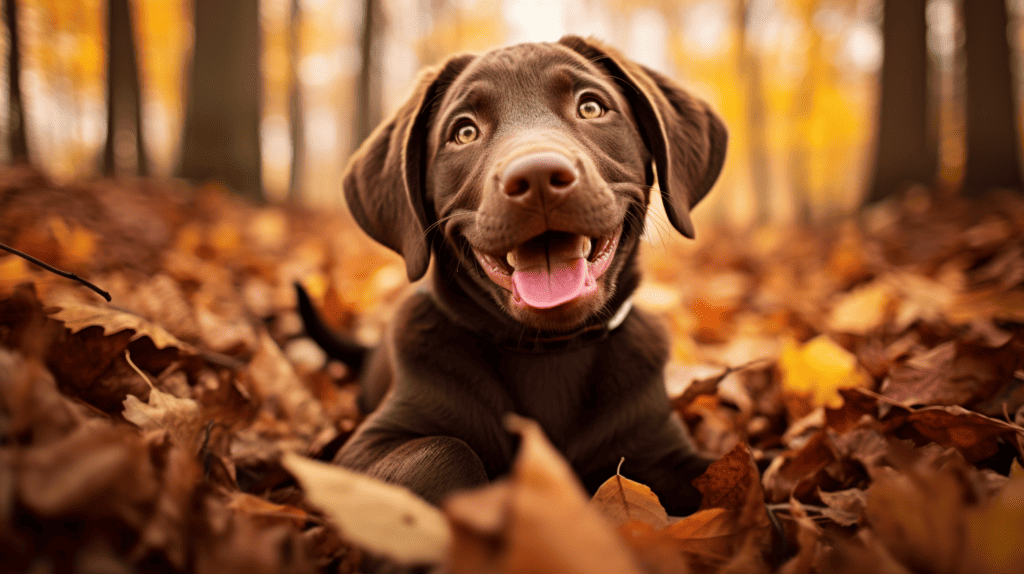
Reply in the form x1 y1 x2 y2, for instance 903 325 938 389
343 54 476 280
559 36 727 239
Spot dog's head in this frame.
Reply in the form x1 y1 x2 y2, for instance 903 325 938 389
343 36 726 330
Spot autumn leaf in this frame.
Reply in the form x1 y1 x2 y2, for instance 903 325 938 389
444 416 642 574
818 487 867 527
881 335 1024 407
122 388 203 457
49 300 195 352
282 452 451 565
591 459 670 529
779 335 872 419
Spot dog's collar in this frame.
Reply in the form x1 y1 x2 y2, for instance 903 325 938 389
423 283 633 353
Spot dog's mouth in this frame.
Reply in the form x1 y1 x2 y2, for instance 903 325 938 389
472 227 622 310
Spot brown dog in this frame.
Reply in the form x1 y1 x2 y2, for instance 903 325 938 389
298 36 726 516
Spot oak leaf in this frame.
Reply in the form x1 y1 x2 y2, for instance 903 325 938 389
49 301 195 352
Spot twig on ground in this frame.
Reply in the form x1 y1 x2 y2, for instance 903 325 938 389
0 240 111 301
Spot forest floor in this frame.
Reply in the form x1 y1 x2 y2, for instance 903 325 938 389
1 165 1022 573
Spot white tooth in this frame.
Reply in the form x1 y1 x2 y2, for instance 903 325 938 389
580 237 592 258
506 251 516 269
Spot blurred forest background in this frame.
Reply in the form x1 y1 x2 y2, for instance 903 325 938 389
1 0 1022 226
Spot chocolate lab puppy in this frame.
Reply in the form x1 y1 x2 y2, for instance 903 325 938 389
298 36 726 516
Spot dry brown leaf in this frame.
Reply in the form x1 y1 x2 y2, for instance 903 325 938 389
246 331 328 435
881 335 1024 407
663 507 740 562
225 491 310 528
445 417 642 574
501 416 643 574
762 431 835 503
693 443 771 532
864 463 966 574
591 459 670 529
962 468 1024 574
123 384 204 454
905 406 1024 462
777 498 822 574
282 451 450 565
818 487 867 527
49 301 195 352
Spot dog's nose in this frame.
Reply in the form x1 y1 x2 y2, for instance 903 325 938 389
501 152 578 208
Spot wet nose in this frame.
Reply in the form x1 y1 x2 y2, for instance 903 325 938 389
500 152 578 209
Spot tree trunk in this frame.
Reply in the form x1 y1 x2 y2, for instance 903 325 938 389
178 0 263 201
736 0 771 224
354 0 382 147
4 0 28 162
103 0 147 176
865 0 936 203
287 0 304 202
962 0 1023 195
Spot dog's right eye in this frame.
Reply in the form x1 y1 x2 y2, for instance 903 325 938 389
453 123 479 145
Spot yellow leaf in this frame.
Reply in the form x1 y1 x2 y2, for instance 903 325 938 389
780 335 870 414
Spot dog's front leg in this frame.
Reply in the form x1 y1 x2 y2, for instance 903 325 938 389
336 429 489 505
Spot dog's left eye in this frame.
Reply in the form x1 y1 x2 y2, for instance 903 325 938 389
577 98 605 119
453 123 479 144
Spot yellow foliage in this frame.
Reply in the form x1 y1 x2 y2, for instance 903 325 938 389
779 335 870 413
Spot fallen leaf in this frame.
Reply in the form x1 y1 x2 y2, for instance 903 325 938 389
591 459 670 529
777 498 822 574
225 491 310 528
881 335 1024 407
905 406 1024 462
245 331 328 435
962 468 1024 574
779 335 871 419
826 280 894 335
49 301 195 352
501 416 643 574
818 487 867 526
282 451 450 565
122 355 204 454
864 463 967 574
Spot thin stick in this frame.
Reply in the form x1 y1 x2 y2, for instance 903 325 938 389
124 350 155 390
0 241 111 301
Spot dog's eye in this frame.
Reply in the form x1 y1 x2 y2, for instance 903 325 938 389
577 98 605 119
453 123 479 144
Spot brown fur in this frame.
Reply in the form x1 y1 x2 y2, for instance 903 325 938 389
316 36 727 516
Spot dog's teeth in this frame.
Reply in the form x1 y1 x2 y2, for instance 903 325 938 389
506 252 516 269
580 237 592 258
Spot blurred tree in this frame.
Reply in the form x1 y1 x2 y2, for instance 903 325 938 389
865 0 936 203
288 0 304 201
355 0 382 146
103 0 147 176
178 0 262 200
962 0 1023 195
735 0 770 224
4 0 28 162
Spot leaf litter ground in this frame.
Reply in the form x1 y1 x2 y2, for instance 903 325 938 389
1 167 1023 573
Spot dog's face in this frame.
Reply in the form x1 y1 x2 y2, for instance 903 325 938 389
343 37 726 331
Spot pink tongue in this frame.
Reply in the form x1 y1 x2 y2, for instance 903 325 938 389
512 257 587 309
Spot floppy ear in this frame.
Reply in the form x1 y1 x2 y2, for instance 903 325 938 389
559 36 727 239
342 54 476 281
